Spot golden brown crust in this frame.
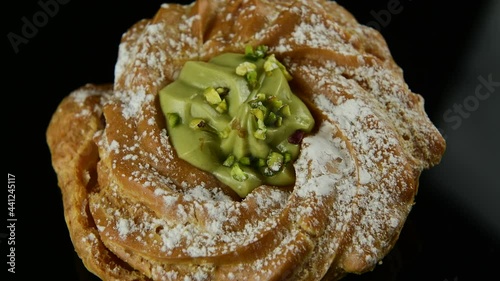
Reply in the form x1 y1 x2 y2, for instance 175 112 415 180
46 84 151 280
46 1 445 280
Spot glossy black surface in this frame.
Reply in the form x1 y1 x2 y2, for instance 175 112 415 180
5 0 499 280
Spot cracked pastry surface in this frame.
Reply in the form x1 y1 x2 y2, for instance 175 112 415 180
46 0 446 280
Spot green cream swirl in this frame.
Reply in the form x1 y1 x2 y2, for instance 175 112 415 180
159 49 314 197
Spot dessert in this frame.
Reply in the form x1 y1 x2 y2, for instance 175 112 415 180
46 0 446 280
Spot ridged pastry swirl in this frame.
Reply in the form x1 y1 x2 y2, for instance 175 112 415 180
46 0 446 280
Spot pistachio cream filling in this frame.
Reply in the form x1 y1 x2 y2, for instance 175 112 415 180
159 46 314 197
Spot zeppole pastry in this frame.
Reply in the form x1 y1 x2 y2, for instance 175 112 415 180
46 0 446 280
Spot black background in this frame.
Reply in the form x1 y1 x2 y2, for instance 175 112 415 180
4 0 499 280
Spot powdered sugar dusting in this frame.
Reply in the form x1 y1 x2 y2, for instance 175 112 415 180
294 122 354 198
71 86 103 105
93 187 290 259
115 89 154 120
304 68 415 265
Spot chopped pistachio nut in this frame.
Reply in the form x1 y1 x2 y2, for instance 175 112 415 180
263 59 279 73
248 100 262 109
265 111 278 126
248 94 289 130
204 87 222 105
268 95 283 110
245 45 268 60
231 164 248 182
276 116 283 127
216 87 229 96
280 104 291 117
244 45 254 58
223 154 236 167
246 70 258 88
257 119 266 130
254 128 267 140
267 152 284 172
261 167 275 177
256 158 267 167
255 119 267 139
216 99 228 113
257 150 292 176
254 45 269 58
203 86 228 113
167 113 181 127
236 61 258 88
236 62 257 76
250 108 265 121
239 156 251 166
264 54 292 80
189 118 206 129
